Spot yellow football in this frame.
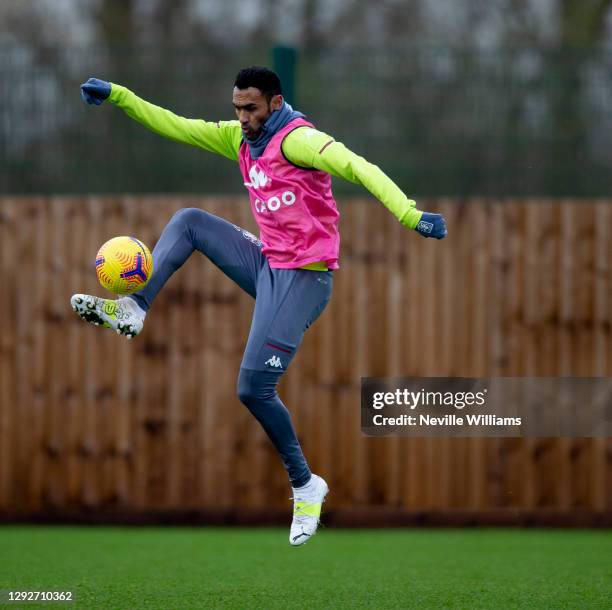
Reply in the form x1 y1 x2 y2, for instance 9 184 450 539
95 236 153 295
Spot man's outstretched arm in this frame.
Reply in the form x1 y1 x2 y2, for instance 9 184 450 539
282 127 447 238
80 78 242 162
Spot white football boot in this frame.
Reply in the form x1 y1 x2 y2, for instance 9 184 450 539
70 294 145 339
289 474 329 546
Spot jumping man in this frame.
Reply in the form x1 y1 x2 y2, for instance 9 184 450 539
71 67 447 545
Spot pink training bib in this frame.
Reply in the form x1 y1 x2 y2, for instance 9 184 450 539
238 118 340 269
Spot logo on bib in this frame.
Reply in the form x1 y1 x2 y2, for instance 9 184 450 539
244 165 270 189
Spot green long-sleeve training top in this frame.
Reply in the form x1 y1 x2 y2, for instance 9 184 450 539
108 84 423 230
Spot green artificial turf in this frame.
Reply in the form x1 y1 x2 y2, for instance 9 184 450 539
0 527 610 609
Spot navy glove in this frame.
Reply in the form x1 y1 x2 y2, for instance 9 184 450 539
80 78 111 105
415 212 447 239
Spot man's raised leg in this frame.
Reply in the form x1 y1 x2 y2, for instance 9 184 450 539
71 207 264 337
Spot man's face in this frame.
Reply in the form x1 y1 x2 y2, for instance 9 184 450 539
233 87 282 140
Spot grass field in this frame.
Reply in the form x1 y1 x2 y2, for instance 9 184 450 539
0 526 610 609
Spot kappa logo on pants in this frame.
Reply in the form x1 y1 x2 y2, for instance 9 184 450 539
265 355 283 369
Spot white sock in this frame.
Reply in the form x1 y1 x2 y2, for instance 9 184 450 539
121 296 146 319
293 475 316 494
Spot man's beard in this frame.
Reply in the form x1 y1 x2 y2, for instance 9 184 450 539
244 128 261 141
244 106 272 140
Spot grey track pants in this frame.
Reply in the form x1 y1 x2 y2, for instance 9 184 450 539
130 207 333 487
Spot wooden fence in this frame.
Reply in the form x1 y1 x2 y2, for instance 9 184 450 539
0 197 610 521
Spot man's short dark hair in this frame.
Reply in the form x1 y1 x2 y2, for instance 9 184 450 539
234 66 282 101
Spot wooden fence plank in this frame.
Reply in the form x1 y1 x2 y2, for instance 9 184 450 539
0 199 16 509
590 202 611 511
